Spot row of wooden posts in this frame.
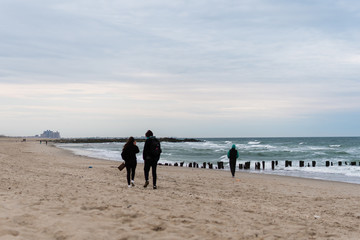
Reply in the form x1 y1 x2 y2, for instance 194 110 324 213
158 160 360 170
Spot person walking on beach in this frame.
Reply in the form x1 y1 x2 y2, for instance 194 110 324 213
227 144 239 177
121 137 140 188
143 130 162 189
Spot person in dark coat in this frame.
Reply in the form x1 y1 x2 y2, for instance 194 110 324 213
143 130 161 189
121 136 140 187
227 144 239 177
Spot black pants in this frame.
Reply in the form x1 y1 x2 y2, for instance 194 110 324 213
125 162 137 185
144 160 158 186
229 159 236 177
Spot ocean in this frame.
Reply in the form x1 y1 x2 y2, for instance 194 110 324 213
57 137 360 184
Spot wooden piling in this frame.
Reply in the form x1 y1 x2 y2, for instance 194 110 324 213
239 163 243 169
326 161 330 167
299 161 304 167
338 161 342 166
262 161 265 170
271 161 275 170
312 161 316 167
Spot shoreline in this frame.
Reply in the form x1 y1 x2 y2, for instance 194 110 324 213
56 141 360 186
56 139 360 186
1 138 360 239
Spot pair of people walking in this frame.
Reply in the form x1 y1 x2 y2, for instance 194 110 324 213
121 130 162 189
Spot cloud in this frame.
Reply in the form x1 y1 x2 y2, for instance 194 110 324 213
2 0 360 84
2 79 359 120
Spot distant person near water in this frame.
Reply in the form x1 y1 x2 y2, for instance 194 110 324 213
227 144 239 177
121 137 140 188
143 130 162 189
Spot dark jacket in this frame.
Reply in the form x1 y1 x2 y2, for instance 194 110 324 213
121 144 139 164
227 144 239 161
143 136 161 162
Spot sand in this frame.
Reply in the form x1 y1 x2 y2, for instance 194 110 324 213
1 138 360 240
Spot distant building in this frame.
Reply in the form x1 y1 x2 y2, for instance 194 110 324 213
40 130 61 139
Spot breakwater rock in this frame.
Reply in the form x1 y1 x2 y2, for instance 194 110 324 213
51 137 202 144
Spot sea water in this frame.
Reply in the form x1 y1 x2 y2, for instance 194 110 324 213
57 137 360 184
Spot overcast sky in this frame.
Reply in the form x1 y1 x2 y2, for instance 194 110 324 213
1 0 360 138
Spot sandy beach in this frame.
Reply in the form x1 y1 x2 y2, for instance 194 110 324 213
1 138 360 240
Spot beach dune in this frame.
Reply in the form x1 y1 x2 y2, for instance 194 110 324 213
1 138 360 239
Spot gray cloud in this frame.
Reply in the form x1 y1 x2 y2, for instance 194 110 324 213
2 0 360 83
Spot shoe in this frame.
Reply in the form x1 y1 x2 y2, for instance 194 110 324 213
153 186 157 189
144 180 149 188
131 180 135 187
128 185 131 188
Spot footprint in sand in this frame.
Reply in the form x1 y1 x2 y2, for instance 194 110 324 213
0 229 20 237
12 213 35 226
152 225 165 232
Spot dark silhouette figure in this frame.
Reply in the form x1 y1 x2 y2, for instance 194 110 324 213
227 144 239 177
121 137 139 187
143 130 162 189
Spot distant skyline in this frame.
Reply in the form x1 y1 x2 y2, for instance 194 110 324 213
1 0 360 138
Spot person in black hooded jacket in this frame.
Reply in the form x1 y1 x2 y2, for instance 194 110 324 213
121 136 139 187
143 130 161 189
227 144 239 177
